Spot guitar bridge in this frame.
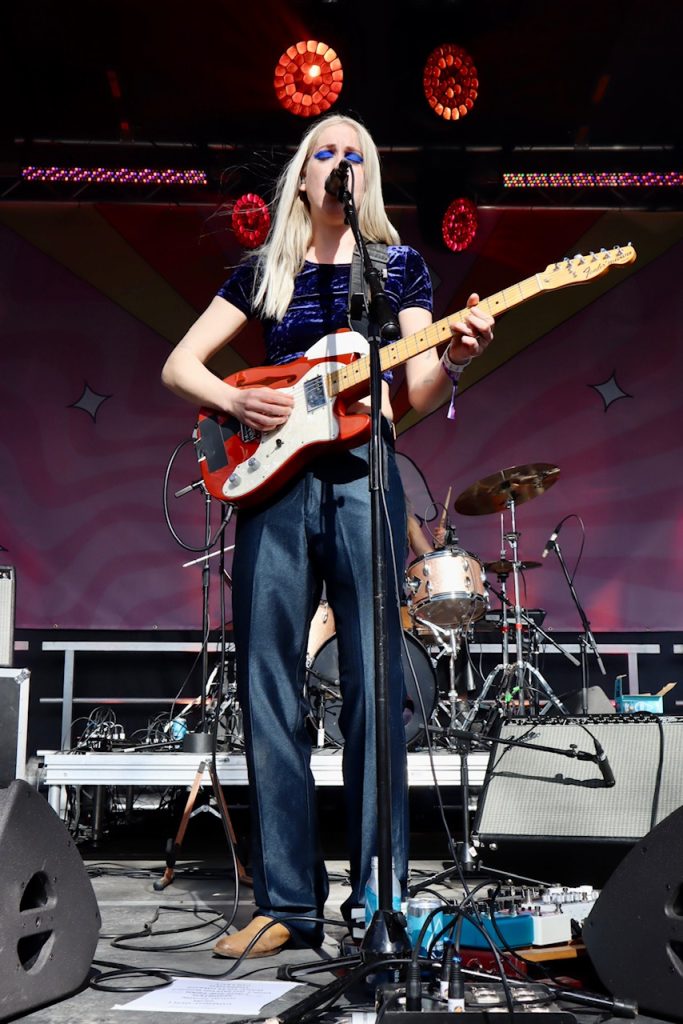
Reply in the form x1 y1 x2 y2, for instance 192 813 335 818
304 375 326 411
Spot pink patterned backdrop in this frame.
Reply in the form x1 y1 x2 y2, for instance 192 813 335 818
1 203 681 632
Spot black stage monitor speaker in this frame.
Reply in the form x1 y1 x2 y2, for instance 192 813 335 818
0 780 101 1022
583 803 683 1020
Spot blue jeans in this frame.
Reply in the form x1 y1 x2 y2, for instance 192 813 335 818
232 423 409 945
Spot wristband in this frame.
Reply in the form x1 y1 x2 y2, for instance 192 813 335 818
441 347 472 382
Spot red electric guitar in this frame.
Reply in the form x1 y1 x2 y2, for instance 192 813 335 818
194 245 636 508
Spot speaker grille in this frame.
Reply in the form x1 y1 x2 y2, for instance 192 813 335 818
475 717 683 842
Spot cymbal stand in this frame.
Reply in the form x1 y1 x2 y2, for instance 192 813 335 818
462 498 570 727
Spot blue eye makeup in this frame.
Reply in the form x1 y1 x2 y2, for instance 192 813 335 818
312 147 364 164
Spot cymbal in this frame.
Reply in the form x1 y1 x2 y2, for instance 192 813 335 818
454 463 560 516
484 558 542 575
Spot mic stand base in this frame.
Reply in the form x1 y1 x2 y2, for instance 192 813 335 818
362 909 413 960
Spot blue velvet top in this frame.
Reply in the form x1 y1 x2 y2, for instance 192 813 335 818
216 246 433 377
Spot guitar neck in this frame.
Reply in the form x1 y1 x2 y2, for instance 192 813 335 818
327 273 542 398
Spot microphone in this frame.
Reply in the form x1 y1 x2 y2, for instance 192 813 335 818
444 524 459 547
324 159 350 200
174 478 204 499
593 737 616 787
542 520 564 558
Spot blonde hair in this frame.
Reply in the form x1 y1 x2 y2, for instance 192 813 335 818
253 114 400 321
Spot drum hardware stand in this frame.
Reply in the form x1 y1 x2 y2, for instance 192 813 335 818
305 664 341 749
417 619 477 741
545 532 606 715
462 498 577 726
463 580 577 727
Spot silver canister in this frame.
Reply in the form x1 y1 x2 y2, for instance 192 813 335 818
406 895 447 956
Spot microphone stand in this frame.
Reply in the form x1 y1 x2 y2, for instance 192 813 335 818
272 166 410 1024
546 536 606 715
335 171 410 961
173 479 213 751
232 162 417 1024
174 481 235 751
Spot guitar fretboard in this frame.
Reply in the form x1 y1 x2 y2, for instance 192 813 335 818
325 275 543 398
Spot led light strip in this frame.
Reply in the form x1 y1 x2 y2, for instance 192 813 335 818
504 171 683 188
21 166 208 186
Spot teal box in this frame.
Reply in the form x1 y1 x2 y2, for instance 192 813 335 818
455 912 535 950
614 675 663 714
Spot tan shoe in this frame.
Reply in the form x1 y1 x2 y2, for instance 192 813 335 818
213 915 291 959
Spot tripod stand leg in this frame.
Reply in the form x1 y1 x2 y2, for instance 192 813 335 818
532 665 569 716
208 762 252 886
461 664 506 729
153 760 207 892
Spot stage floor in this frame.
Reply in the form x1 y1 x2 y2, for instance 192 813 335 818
10 842 674 1024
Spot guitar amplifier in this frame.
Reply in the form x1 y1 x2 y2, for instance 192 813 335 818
0 668 30 786
0 566 15 667
476 716 683 842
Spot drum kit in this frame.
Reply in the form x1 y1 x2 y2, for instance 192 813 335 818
203 462 573 752
305 462 574 749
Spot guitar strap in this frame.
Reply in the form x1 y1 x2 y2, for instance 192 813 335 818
348 242 389 338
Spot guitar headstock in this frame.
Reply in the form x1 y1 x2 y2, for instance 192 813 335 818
539 244 636 290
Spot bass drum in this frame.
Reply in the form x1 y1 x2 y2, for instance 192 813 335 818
307 631 436 749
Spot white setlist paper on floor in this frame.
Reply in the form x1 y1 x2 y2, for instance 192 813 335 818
114 976 298 1014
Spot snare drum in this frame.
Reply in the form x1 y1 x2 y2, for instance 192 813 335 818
406 548 487 629
307 631 436 748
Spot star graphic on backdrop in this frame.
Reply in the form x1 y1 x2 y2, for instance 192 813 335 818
589 371 632 411
68 382 111 421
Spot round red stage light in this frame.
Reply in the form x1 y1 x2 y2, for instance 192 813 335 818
232 193 271 249
274 40 343 117
441 197 478 251
423 44 478 121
